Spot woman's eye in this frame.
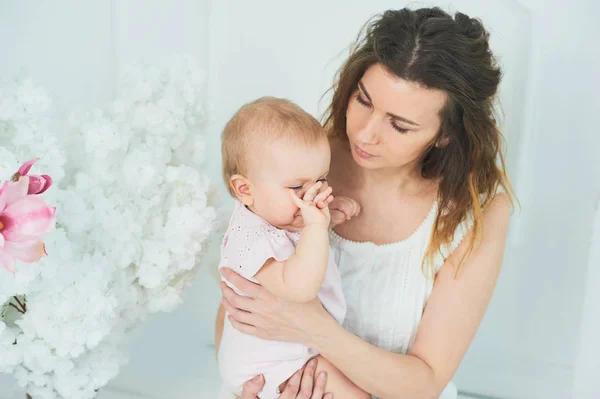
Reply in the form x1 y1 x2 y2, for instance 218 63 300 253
355 93 371 107
391 122 409 134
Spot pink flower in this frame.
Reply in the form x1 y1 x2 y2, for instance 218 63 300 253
0 176 56 273
11 158 53 195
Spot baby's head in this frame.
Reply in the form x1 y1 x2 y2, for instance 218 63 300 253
222 97 330 231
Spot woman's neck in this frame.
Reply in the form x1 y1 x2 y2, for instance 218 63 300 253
359 161 434 198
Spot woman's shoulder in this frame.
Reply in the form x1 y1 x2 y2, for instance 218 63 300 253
481 191 512 228
433 191 511 272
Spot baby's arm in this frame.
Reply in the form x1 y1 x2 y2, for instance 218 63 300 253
254 223 329 303
254 182 331 303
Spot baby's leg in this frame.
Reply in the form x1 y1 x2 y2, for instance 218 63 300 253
313 355 370 399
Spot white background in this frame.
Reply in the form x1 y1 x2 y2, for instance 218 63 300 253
1 1 599 398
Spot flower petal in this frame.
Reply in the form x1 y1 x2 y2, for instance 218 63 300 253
0 233 4 248
27 175 47 195
1 196 56 240
0 251 16 273
0 177 29 207
3 236 47 263
37 175 53 194
17 158 40 176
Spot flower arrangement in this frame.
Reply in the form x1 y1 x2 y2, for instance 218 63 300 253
0 56 220 398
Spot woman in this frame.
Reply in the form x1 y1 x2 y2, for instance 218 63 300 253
216 7 514 399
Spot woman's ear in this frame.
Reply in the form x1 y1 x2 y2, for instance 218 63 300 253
230 174 254 206
435 135 450 148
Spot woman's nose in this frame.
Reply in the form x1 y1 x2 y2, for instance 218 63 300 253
355 115 380 145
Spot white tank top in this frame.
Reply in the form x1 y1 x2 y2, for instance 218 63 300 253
328 200 473 399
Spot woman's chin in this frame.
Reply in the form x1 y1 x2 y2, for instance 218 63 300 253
351 151 380 169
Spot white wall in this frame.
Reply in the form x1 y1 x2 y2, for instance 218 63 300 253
1 1 599 398
0 1 113 117
572 198 600 398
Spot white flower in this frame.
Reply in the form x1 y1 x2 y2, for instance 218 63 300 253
0 56 221 397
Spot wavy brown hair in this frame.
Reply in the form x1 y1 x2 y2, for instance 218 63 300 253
323 7 515 276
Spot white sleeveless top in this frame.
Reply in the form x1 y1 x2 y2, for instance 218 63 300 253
328 200 473 399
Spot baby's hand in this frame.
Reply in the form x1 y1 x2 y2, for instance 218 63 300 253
329 196 361 228
289 181 333 227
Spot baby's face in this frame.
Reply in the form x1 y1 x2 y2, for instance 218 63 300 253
247 137 330 232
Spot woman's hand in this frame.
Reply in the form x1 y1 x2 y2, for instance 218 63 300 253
219 268 331 344
238 358 333 399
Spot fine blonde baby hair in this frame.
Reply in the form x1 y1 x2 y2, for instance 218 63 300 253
221 96 325 196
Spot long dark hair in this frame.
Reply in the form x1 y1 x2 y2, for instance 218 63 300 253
323 7 515 274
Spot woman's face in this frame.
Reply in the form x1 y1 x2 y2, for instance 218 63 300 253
346 63 447 173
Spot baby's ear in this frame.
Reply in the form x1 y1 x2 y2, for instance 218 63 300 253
230 174 253 206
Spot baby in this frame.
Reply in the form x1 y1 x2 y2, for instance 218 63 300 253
218 97 368 398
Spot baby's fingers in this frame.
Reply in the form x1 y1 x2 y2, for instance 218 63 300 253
314 187 333 209
351 199 361 216
317 195 334 210
289 189 308 208
302 181 323 203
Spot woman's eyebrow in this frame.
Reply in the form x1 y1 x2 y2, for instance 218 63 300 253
358 81 420 127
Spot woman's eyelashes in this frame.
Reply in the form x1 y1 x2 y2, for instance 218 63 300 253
355 93 371 108
355 93 410 134
391 122 409 134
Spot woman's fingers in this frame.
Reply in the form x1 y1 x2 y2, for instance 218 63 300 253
297 358 317 399
279 369 303 398
228 314 262 337
220 268 264 299
310 372 328 399
221 296 256 325
220 281 255 312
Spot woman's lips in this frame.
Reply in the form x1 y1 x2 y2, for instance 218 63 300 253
354 144 375 159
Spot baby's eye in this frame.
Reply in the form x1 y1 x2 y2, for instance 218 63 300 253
289 185 303 191
317 178 328 183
